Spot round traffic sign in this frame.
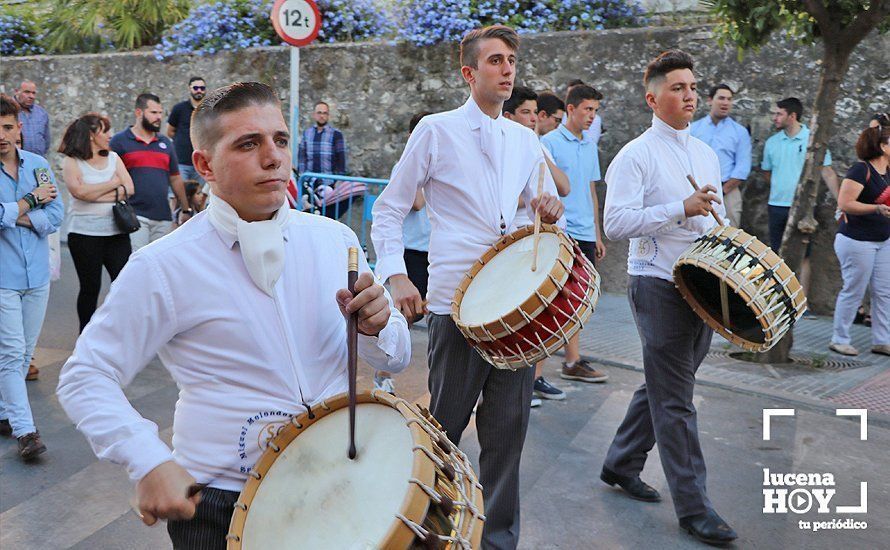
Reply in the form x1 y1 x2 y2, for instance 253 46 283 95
271 0 322 47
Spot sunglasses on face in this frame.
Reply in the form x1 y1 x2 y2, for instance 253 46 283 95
192 86 206 91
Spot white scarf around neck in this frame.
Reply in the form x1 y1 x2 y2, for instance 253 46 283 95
207 196 291 296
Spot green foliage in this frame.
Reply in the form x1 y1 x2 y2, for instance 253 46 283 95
702 0 889 52
41 0 192 53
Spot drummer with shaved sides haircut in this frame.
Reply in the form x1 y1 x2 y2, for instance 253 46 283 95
371 25 564 549
57 81 411 549
601 50 738 545
600 50 736 544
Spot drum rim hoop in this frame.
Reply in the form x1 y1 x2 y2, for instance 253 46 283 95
226 391 440 549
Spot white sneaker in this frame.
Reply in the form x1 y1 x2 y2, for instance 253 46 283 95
829 342 859 356
530 397 542 408
373 374 395 394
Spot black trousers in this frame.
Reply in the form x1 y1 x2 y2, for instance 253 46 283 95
67 232 131 332
404 248 429 299
168 488 240 550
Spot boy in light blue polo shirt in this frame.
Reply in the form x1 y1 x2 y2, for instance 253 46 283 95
761 97 837 253
541 84 608 384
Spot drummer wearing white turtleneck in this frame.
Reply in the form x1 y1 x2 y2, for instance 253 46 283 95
56 82 411 549
600 51 738 546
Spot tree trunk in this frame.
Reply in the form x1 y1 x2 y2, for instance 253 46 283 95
755 41 852 364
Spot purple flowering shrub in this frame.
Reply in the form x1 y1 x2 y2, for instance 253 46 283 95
398 0 647 46
155 0 393 59
0 13 46 56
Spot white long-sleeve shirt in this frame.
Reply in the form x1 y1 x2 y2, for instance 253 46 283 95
57 211 411 491
604 115 725 281
372 96 560 314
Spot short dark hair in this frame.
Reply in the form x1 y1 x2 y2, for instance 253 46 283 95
776 97 804 122
189 76 206 86
566 84 603 108
135 93 161 110
314 101 329 110
536 92 565 117
503 86 537 115
460 25 519 69
566 79 586 89
0 94 20 118
58 113 112 160
643 50 695 90
708 84 733 99
191 81 281 151
409 111 432 134
855 124 890 161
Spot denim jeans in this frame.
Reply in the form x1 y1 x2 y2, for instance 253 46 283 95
178 164 204 185
0 284 50 437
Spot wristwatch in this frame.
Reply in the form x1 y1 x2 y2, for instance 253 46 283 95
182 209 194 215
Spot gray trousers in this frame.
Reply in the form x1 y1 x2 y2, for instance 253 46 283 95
167 487 239 549
427 314 535 550
603 276 714 519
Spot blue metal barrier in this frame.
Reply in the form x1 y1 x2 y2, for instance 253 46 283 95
294 172 388 264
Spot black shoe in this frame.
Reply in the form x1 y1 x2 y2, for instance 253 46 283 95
600 466 661 502
679 510 738 546
0 418 11 437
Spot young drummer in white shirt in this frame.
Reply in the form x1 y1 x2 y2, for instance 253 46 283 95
600 51 738 545
57 82 411 548
371 25 563 549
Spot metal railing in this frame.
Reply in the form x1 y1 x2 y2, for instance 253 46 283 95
294 172 388 265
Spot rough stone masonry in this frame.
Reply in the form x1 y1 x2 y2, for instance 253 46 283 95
2 25 888 313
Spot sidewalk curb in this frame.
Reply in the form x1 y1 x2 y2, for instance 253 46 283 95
585 354 890 430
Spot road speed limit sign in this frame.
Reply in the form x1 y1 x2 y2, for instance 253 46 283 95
271 0 321 47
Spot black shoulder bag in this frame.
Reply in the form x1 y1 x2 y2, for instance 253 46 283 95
112 186 141 234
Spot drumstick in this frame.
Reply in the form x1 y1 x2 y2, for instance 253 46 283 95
686 174 724 227
532 162 545 272
686 175 731 328
347 247 359 460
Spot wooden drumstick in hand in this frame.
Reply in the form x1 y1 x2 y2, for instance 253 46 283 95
686 174 724 227
532 162 545 272
347 247 358 460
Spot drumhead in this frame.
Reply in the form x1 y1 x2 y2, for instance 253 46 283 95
240 403 414 549
460 232 561 325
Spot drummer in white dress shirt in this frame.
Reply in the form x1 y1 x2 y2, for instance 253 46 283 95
599 50 738 545
371 25 564 549
56 82 411 550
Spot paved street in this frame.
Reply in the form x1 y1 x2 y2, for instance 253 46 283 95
1 248 888 549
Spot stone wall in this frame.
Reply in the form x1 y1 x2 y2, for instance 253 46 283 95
3 25 888 313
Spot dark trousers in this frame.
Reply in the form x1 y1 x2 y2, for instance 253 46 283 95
768 205 790 252
427 314 535 550
404 248 429 299
603 276 714 519
67 232 131 332
167 487 239 550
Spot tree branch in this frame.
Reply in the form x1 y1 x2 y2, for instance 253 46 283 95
802 0 838 37
843 0 890 46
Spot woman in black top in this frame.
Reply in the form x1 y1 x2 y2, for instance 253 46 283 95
830 119 890 356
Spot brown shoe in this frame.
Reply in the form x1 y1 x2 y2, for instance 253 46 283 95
561 359 609 383
18 432 47 461
0 419 11 438
26 362 39 381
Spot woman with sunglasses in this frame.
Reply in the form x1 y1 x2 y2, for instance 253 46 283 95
166 77 207 186
830 114 890 356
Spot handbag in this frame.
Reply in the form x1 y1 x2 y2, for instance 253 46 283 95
112 186 141 234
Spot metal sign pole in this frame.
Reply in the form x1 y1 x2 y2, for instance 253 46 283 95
290 46 300 161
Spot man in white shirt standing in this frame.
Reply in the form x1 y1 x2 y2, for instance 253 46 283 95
600 51 738 545
371 25 564 549
57 82 411 549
